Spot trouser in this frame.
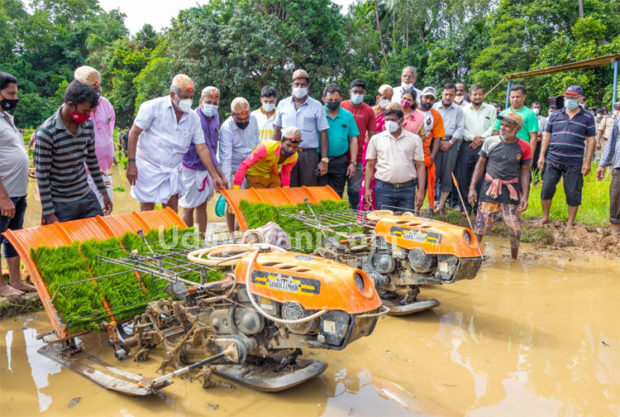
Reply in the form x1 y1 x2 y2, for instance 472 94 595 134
611 168 620 225
541 161 583 206
290 148 319 187
532 140 542 179
455 142 481 212
435 139 461 198
374 179 416 212
347 162 363 210
318 154 348 197
49 191 103 223
0 195 27 258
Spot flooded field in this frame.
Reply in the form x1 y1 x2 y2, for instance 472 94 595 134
4 166 618 416
1 235 618 417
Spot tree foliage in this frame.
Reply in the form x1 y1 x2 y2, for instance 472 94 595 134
0 0 618 129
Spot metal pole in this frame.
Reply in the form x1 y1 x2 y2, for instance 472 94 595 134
505 80 512 110
612 60 618 107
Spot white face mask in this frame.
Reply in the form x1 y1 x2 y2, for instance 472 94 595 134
386 120 400 133
532 107 540 116
262 102 276 113
201 103 218 117
292 87 308 99
178 98 193 113
401 82 413 90
351 94 364 105
379 99 390 109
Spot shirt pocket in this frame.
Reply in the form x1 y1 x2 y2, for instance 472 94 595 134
302 115 316 132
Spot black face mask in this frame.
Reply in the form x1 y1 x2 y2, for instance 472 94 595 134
326 101 340 111
280 148 294 158
419 102 432 111
0 96 18 112
235 121 249 130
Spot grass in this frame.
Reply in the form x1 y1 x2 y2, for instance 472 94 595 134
523 165 611 227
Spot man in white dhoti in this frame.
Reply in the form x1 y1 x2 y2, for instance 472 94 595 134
126 74 226 212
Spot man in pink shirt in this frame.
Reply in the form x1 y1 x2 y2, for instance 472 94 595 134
74 66 115 211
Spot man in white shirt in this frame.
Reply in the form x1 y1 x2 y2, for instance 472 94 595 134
392 66 422 105
252 86 277 141
364 102 426 212
457 85 496 212
219 97 260 233
126 74 226 212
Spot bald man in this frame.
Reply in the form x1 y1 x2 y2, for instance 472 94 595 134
74 65 116 211
126 74 226 212
218 97 260 232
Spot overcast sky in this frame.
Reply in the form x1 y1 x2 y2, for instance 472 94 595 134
98 0 355 34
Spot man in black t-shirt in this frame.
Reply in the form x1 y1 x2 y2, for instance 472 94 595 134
468 113 532 259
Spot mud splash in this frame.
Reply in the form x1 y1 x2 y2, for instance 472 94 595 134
1 237 618 417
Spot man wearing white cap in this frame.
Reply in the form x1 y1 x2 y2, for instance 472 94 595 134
74 65 116 211
219 97 260 232
126 74 226 212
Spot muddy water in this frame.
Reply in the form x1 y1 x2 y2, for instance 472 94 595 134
10 166 620 416
1 237 618 417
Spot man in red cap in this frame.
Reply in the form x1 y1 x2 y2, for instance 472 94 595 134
537 85 596 227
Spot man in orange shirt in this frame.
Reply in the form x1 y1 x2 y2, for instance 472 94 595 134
418 87 445 214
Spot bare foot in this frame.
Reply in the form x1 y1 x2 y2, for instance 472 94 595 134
537 218 549 227
0 285 23 297
11 282 36 292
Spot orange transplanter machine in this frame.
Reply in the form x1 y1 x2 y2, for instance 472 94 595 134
219 186 484 315
4 208 385 395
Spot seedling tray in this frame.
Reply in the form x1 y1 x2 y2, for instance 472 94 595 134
3 209 187 338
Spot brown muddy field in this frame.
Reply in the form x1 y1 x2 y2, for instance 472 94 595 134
1 166 619 416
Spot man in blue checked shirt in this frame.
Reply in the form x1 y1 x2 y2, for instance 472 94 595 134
596 116 620 234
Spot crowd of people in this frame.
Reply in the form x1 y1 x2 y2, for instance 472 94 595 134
0 65 619 296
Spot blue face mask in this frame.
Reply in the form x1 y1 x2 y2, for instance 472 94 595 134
565 98 579 110
201 103 218 117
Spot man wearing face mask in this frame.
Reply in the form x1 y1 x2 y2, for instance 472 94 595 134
219 97 260 233
253 86 278 142
233 127 301 189
319 84 359 198
35 81 112 224
179 86 225 239
341 79 376 209
458 85 496 213
433 83 464 215
0 72 36 296
392 66 422 105
127 74 226 214
365 102 425 212
455 81 469 107
538 85 596 228
73 66 116 212
273 69 329 187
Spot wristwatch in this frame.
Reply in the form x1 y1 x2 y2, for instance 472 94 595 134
321 157 329 163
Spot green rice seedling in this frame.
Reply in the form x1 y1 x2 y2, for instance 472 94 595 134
31 243 104 331
239 200 361 253
80 238 149 320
